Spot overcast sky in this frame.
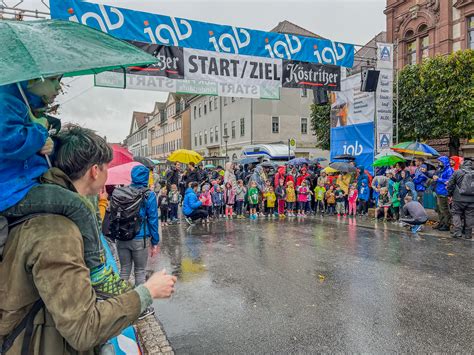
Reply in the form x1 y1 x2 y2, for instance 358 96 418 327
20 0 386 142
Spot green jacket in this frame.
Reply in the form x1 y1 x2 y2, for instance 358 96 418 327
0 215 142 354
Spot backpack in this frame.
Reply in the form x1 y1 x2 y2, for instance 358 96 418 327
459 169 474 196
104 186 150 241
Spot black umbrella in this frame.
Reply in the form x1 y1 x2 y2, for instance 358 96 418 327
239 157 259 165
134 156 155 170
260 161 278 168
334 154 356 161
329 162 357 173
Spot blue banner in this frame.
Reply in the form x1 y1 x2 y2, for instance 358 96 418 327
330 122 375 175
50 0 354 68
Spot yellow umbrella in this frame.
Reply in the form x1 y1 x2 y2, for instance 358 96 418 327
323 166 338 174
167 149 203 164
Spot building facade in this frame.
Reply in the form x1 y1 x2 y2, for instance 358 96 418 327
148 94 191 160
125 111 149 157
385 0 474 69
190 88 327 161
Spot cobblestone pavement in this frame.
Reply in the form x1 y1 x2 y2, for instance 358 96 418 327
149 215 473 354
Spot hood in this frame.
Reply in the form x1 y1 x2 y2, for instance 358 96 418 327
40 167 77 192
255 165 263 174
278 165 286 175
450 156 462 170
405 181 415 191
461 159 472 170
131 164 150 187
0 82 45 111
287 181 294 188
437 156 450 170
225 162 233 172
357 165 365 172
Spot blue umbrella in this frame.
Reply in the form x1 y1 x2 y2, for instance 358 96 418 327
287 157 309 166
310 157 327 164
239 156 259 165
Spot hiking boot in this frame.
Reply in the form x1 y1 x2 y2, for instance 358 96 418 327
138 306 155 320
184 216 195 226
93 267 132 299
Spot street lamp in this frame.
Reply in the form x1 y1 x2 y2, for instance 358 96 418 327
222 134 229 162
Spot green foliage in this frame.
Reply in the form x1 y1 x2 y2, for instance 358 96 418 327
397 50 474 151
310 103 331 150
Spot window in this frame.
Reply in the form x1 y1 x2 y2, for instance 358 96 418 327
301 117 308 134
209 98 213 111
407 40 416 65
272 116 279 134
421 36 429 59
240 118 245 136
214 97 218 110
199 132 202 146
231 121 236 139
469 16 474 49
223 97 228 106
224 123 228 137
301 88 307 97
199 103 202 117
210 128 214 143
204 103 207 115
231 96 235 103
215 126 219 142
194 133 197 147
204 130 208 145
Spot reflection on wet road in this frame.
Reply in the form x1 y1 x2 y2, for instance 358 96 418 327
151 218 473 353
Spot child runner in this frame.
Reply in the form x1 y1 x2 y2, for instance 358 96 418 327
200 183 213 222
224 182 236 219
211 185 224 218
357 181 370 216
314 181 326 215
275 178 287 218
235 179 247 219
348 183 358 217
335 185 346 217
168 184 181 223
326 185 336 215
158 187 169 227
286 181 296 217
297 180 310 217
264 186 277 218
248 181 259 220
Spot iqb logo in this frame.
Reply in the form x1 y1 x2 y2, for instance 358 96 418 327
379 46 391 61
264 34 301 60
343 141 364 156
314 41 347 65
68 5 124 33
144 17 192 46
209 27 250 54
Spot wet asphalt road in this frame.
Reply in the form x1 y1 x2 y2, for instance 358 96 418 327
151 217 473 354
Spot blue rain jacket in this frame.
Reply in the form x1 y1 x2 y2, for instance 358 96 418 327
130 165 160 245
0 83 49 212
182 187 202 216
358 184 370 201
413 168 428 192
357 165 369 190
434 156 453 197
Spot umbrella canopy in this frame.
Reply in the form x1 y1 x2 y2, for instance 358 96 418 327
109 144 133 168
310 157 327 164
134 156 155 170
260 161 278 168
392 141 439 157
204 164 216 169
287 157 309 166
334 154 356 161
0 19 158 86
106 162 141 186
168 149 203 164
238 157 259 165
372 155 406 167
151 159 160 165
329 162 357 173
374 149 404 160
322 166 338 174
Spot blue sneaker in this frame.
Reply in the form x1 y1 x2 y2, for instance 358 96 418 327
411 225 422 233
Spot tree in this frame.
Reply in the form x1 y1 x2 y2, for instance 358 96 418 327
397 50 474 155
310 102 331 150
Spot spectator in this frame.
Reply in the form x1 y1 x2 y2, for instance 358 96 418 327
347 183 358 217
413 164 429 203
263 186 277 218
157 187 169 227
199 183 213 222
224 162 237 188
285 181 296 217
447 158 473 239
165 162 181 188
275 178 287 218
183 162 200 186
357 181 370 216
400 195 428 233
211 185 224 218
326 185 336 215
314 181 326 215
335 185 346 217
376 187 392 221
168 184 181 223
433 156 454 231
183 182 208 225
450 156 463 171
235 180 247 219
224 182 236 219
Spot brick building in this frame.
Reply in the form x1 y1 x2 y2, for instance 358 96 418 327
385 0 474 69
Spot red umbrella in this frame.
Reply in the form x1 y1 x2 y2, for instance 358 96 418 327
109 144 133 168
106 161 141 186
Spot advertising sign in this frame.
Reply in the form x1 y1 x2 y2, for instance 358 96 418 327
282 61 340 91
376 43 394 152
50 0 355 68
